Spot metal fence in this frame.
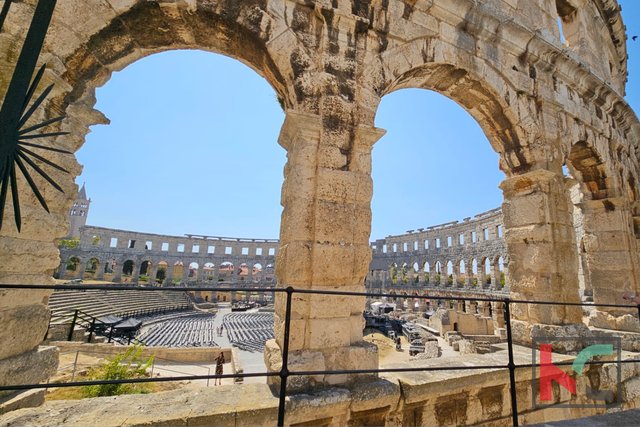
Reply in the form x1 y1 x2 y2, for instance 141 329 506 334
1 283 640 426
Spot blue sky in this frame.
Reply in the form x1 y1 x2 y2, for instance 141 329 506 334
76 2 639 240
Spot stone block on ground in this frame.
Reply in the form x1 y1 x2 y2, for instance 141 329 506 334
459 340 477 354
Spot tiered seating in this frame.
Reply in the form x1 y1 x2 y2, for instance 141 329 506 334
48 289 192 324
223 313 274 352
137 313 219 347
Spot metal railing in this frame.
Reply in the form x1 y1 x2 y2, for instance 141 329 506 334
1 283 640 426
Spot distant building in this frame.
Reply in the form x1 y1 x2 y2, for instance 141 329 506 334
67 184 90 239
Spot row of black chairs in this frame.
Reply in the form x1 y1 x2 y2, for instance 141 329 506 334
137 313 220 347
223 313 274 353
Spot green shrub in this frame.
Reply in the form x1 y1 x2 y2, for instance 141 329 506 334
83 346 154 398
59 238 80 249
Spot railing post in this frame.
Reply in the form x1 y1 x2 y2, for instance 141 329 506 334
503 299 519 427
108 326 114 343
68 309 79 341
277 287 293 427
71 350 79 381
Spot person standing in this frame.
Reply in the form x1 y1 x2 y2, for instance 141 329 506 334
215 352 225 385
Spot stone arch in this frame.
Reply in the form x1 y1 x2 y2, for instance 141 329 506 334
122 260 136 279
139 260 152 276
104 259 117 275
155 261 169 284
375 59 532 176
566 141 614 201
64 257 81 278
482 257 492 285
84 257 100 279
203 262 216 282
57 2 299 120
565 140 640 317
253 263 263 283
188 262 199 281
219 261 234 281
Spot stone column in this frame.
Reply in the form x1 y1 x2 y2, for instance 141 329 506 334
181 264 189 284
131 262 140 283
165 264 174 285
491 263 500 290
112 264 123 283
95 261 105 280
264 111 385 390
468 259 475 287
500 169 584 344
76 260 86 280
580 198 640 329
148 264 158 285
450 270 458 288
247 264 253 282
55 259 66 279
492 302 505 328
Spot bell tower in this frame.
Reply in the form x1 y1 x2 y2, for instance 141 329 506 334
68 183 90 238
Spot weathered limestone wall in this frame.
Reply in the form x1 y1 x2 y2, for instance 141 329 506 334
0 0 638 417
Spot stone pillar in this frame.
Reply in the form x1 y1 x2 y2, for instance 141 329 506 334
491 263 500 289
112 264 123 283
148 264 158 285
131 262 140 283
181 264 189 284
470 301 478 315
479 302 491 317
492 302 505 328
95 261 105 280
0 174 66 409
500 169 584 344
580 198 640 328
247 264 253 282
76 261 86 280
264 111 384 391
468 259 475 287
55 259 66 279
165 264 174 285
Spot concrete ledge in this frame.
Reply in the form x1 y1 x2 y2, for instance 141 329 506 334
1 347 639 426
0 390 45 416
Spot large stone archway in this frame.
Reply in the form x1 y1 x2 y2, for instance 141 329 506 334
0 0 639 418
